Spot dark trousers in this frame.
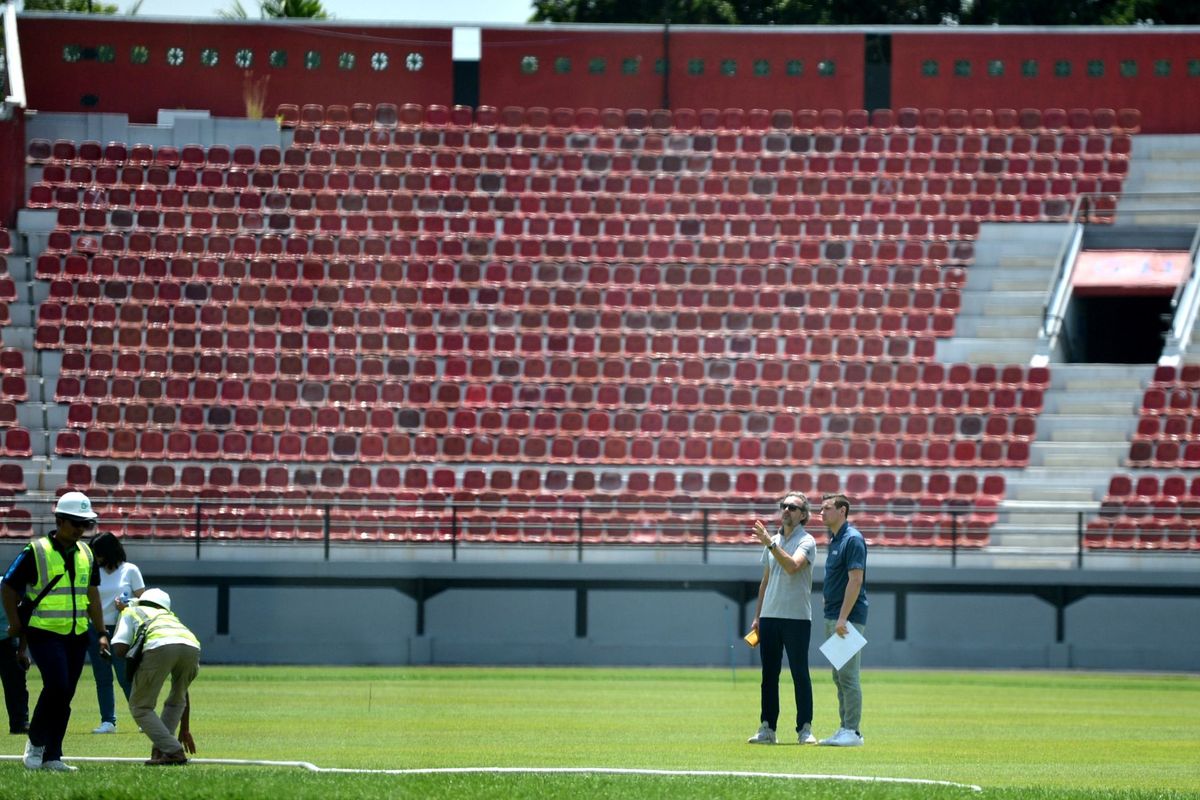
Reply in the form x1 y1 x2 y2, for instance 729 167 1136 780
0 636 28 732
758 617 813 733
25 628 89 762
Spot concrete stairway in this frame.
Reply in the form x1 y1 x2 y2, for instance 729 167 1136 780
936 222 1069 364
1116 135 1200 225
989 364 1151 563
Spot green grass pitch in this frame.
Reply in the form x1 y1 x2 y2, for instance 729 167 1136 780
1 666 1197 799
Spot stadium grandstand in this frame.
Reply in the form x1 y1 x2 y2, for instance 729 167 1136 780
0 8 1198 669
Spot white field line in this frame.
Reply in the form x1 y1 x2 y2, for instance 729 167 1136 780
0 755 983 791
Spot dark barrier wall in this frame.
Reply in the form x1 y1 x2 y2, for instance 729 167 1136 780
481 27 863 113
13 15 1200 132
0 110 25 227
892 30 1200 134
16 16 454 123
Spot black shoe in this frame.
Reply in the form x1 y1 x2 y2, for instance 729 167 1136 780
9 724 29 735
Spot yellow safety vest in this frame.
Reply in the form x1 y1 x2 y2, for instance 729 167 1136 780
124 606 200 652
26 536 94 635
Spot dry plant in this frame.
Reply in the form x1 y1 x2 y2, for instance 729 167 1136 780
242 70 270 119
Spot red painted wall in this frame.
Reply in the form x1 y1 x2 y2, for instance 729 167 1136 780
0 111 25 227
481 27 862 113
892 31 1200 133
12 16 1200 132
17 16 454 123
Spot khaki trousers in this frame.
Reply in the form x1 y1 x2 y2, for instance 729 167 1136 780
127 643 200 754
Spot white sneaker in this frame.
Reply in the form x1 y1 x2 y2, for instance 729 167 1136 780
41 760 79 772
747 722 777 744
820 728 864 747
23 739 45 769
798 725 817 744
92 721 117 734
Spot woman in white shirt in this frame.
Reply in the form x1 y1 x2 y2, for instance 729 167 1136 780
87 532 145 733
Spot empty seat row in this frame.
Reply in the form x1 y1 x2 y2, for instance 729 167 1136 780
38 285 962 328
53 368 1044 412
46 229 976 264
1133 414 1200 441
1083 524 1200 551
54 206 989 243
1149 364 1200 388
1127 439 1200 467
39 318 959 357
1104 472 1200 499
37 254 969 296
66 459 1005 505
1141 386 1200 414
56 346 1039 388
62 399 1036 445
33 179 1106 218
272 103 1139 135
53 427 1033 467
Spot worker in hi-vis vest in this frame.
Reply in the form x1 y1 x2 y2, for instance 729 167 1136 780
112 587 200 766
1 492 108 772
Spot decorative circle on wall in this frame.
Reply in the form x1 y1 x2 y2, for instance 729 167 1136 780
339 52 356 70
371 52 388 71
270 49 288 68
131 45 150 65
305 51 321 69
236 49 253 68
520 55 538 74
167 47 185 67
201 48 219 67
63 45 81 63
405 52 423 72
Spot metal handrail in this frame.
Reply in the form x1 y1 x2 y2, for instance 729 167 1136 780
2 2 25 110
1036 190 1200 365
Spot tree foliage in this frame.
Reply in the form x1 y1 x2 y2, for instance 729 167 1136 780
218 0 329 19
530 0 1200 25
22 0 120 14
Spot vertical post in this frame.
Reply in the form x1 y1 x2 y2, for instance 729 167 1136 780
950 511 958 567
451 505 458 562
194 501 202 560
701 508 710 564
323 504 331 561
660 18 671 110
576 507 584 563
1077 510 1084 568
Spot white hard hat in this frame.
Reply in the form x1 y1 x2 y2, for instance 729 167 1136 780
55 491 98 521
138 588 172 611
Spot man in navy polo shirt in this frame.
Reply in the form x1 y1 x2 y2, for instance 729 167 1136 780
818 493 868 747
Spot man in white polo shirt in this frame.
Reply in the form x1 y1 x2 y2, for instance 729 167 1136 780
746 492 818 745
111 588 200 766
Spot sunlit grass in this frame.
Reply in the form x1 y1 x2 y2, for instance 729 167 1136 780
0 666 1196 799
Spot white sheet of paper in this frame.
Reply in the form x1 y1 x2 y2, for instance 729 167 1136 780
819 625 867 670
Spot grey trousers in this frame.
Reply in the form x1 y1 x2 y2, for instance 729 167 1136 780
824 619 865 732
127 643 200 755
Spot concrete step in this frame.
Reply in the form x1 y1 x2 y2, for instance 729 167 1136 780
1045 395 1140 415
1031 441 1129 468
1054 372 1148 391
935 338 1040 363
956 316 1040 338
990 275 1052 291
1007 483 1100 502
960 291 1045 317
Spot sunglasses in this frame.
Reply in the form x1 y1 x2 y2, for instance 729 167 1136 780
68 518 97 529
779 503 804 512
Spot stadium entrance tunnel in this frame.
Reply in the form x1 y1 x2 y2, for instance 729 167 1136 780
1064 292 1173 364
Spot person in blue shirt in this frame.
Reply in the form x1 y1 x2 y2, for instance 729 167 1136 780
818 493 868 747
